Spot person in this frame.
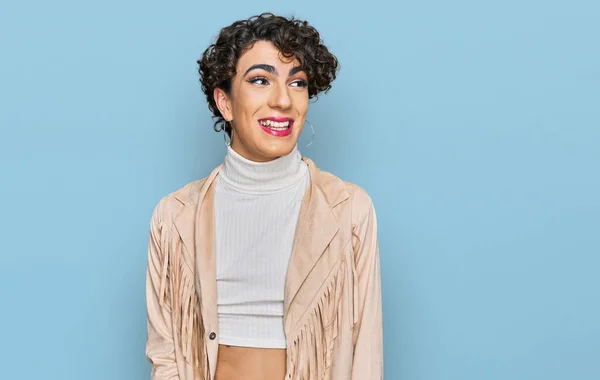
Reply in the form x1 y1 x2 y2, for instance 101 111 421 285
145 12 383 380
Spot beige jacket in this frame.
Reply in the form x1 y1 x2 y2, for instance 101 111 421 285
145 157 383 379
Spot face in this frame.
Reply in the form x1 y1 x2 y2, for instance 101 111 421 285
214 40 309 162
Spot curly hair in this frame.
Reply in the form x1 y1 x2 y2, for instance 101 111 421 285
197 12 339 137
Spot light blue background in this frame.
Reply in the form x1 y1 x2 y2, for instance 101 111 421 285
1 0 598 379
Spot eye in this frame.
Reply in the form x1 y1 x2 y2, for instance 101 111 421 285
290 79 308 88
248 76 269 85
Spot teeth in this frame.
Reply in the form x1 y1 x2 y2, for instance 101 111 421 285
260 120 290 129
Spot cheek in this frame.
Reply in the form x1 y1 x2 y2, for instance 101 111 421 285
294 95 310 115
230 83 256 117
233 93 264 120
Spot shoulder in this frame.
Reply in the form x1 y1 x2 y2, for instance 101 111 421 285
149 177 209 228
343 181 374 209
343 180 377 230
307 158 373 204
316 168 377 242
308 158 375 222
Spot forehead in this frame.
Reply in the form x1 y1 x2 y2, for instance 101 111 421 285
237 40 300 70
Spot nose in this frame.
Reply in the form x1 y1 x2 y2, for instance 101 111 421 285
268 81 292 110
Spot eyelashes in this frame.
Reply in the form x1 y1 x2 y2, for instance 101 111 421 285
292 80 309 88
248 76 269 85
247 76 308 88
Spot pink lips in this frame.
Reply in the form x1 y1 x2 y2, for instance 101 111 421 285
258 117 294 137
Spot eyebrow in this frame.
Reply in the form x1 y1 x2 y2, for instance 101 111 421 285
244 64 305 77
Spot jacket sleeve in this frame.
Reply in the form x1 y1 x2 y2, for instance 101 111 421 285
351 194 384 379
145 204 181 379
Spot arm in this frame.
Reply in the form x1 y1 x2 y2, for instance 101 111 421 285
351 197 384 379
145 205 180 379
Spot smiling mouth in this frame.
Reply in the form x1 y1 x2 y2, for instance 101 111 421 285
259 119 291 131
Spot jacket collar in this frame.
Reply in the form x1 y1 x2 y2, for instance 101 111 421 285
282 158 349 324
171 156 350 335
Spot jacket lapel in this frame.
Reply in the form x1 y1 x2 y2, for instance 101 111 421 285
283 158 350 332
194 179 219 376
172 165 221 378
171 165 221 277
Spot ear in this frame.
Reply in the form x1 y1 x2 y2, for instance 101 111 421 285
213 88 233 122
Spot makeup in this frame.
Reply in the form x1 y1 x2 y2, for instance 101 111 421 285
258 117 294 137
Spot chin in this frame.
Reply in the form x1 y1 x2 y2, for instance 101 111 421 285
231 129 302 162
257 139 298 160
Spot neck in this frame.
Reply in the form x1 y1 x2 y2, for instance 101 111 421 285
219 145 307 193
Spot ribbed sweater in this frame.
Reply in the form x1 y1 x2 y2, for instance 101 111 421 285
214 144 309 348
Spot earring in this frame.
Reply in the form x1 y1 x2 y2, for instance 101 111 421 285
223 122 233 147
304 120 315 148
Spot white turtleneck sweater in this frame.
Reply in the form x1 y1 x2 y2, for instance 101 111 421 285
215 144 309 348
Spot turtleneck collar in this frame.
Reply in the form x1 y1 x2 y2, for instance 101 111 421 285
218 144 307 194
